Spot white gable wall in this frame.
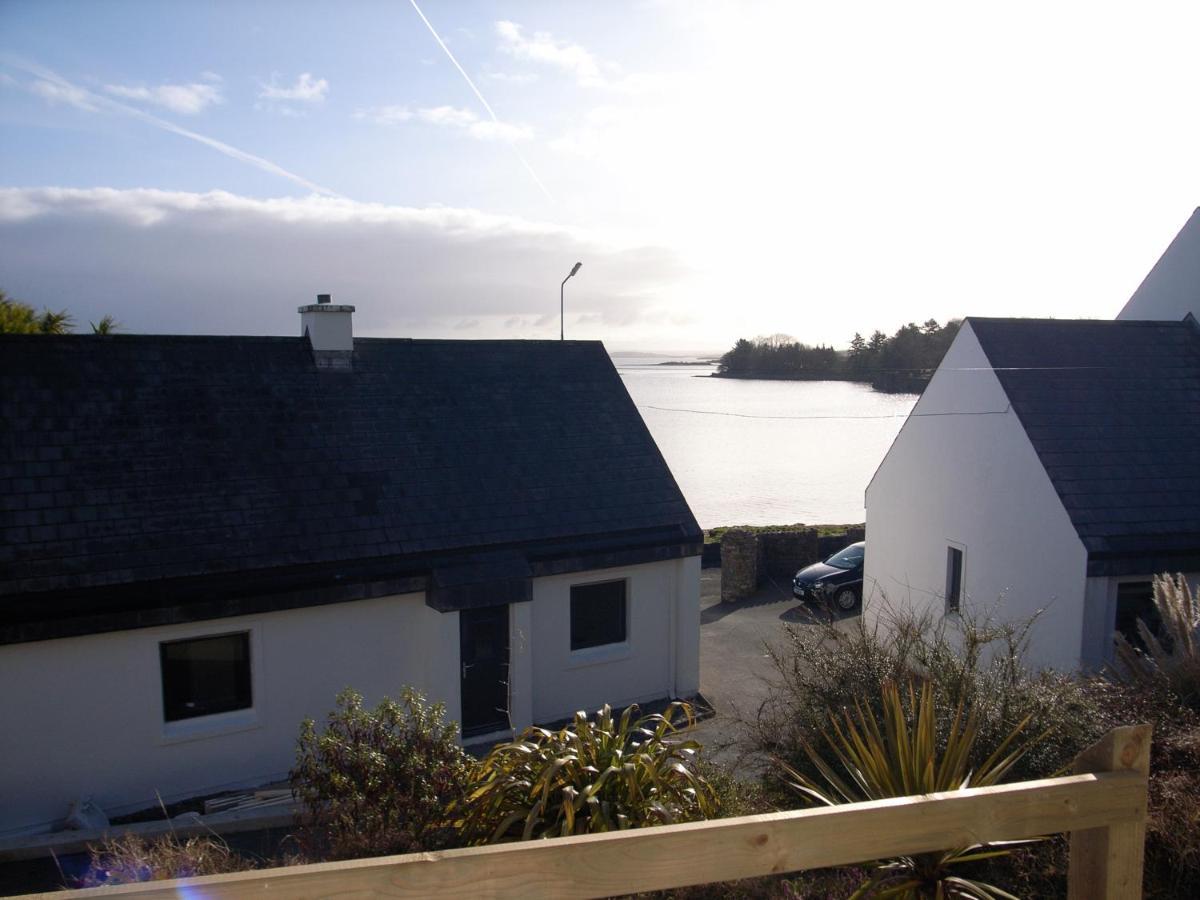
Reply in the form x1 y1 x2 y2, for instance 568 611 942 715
1118 207 1200 322
863 322 1089 671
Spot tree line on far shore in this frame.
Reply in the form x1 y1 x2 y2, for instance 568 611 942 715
716 319 961 384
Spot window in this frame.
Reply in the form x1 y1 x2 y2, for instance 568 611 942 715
160 631 252 722
1114 581 1162 652
945 545 964 613
570 580 627 651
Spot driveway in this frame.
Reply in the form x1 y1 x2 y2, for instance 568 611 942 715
690 567 856 770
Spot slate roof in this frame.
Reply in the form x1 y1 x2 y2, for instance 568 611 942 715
0 335 701 641
969 317 1200 576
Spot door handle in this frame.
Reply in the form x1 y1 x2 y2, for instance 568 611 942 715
462 662 473 679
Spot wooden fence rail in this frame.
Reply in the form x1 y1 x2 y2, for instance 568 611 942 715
31 724 1151 900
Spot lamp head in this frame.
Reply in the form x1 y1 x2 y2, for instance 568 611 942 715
569 262 582 277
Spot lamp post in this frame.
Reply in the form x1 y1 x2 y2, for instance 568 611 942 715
561 262 582 340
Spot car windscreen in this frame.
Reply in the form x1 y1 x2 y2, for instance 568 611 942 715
825 544 864 569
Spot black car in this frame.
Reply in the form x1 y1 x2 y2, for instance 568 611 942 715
792 541 864 612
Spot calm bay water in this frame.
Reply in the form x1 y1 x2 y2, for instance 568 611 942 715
614 359 918 529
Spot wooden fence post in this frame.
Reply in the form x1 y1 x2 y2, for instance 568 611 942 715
1067 723 1152 899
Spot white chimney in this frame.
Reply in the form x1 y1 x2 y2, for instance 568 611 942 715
299 293 355 369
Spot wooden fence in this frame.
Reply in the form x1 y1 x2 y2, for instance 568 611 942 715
33 724 1151 899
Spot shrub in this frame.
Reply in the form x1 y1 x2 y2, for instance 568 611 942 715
75 833 255 886
695 758 772 820
1077 678 1200 898
1114 573 1200 710
754 606 1105 791
459 702 717 843
780 680 1042 899
290 687 472 859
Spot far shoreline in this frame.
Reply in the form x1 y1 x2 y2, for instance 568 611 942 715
709 369 926 394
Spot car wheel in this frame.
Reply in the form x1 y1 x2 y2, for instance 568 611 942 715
834 588 859 612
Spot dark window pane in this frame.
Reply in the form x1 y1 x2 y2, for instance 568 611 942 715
570 581 627 650
946 547 963 612
160 632 252 722
1115 582 1161 651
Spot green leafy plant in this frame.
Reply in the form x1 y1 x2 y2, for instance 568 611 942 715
290 687 472 859
756 605 1100 789
1114 573 1200 710
459 702 718 843
90 314 121 334
780 680 1045 899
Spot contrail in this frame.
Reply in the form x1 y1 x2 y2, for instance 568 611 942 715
407 0 554 202
2 56 344 198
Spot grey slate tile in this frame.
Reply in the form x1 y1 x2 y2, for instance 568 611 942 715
0 334 700 601
971 317 1200 568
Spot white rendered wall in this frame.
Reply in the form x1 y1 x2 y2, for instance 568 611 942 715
0 592 456 835
863 322 1090 671
527 557 699 723
1082 571 1200 670
299 308 353 351
1118 208 1200 322
673 556 702 697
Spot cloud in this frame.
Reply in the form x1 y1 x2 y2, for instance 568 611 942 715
356 104 532 142
29 78 99 111
9 59 340 197
257 72 328 103
0 187 686 340
464 119 532 142
492 22 675 95
486 71 539 85
104 77 223 114
354 105 413 125
496 20 604 86
407 0 551 199
418 105 477 127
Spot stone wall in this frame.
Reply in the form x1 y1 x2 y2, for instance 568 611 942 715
719 530 759 603
759 529 820 581
721 526 866 603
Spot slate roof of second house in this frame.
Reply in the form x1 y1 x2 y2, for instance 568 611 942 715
969 316 1200 576
0 335 701 642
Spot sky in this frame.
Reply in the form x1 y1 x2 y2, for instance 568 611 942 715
2 0 1200 352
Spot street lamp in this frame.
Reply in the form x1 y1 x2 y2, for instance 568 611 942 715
561 261 582 340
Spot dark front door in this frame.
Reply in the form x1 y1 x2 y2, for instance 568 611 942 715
460 605 510 737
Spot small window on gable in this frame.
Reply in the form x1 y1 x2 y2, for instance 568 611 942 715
570 580 627 651
160 632 252 722
945 546 964 614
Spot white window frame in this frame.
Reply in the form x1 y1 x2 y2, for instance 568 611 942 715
155 620 264 745
567 576 632 668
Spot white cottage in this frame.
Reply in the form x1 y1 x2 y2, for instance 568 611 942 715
865 313 1200 672
865 211 1200 673
0 298 702 835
